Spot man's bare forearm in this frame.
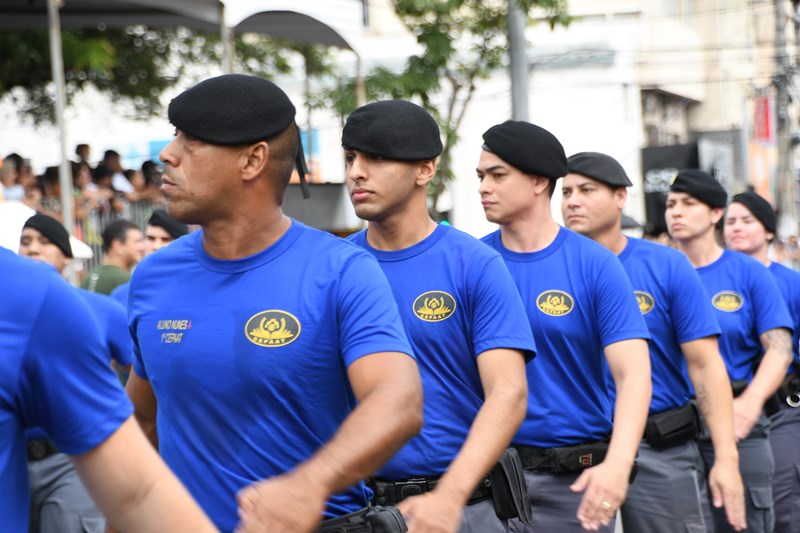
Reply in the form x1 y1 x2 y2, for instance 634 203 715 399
293 354 422 496
436 350 527 504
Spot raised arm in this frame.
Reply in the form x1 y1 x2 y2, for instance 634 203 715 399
236 351 422 533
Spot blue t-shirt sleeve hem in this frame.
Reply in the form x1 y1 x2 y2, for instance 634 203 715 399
676 329 721 345
344 344 416 368
474 338 537 363
54 400 133 456
601 328 651 348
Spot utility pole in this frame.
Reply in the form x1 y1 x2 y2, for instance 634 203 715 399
776 0 798 236
507 0 529 121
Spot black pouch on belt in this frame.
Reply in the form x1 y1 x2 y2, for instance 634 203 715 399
489 448 533 523
365 506 407 533
644 402 699 449
316 506 407 533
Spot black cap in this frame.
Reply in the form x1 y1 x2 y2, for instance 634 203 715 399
567 152 632 187
342 100 443 161
148 209 189 240
731 191 777 234
23 214 73 258
168 74 311 199
669 169 727 208
481 120 567 179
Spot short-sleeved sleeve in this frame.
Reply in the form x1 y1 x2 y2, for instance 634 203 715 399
752 267 793 336
336 252 414 366
594 255 651 347
19 281 132 455
669 255 721 343
470 256 537 361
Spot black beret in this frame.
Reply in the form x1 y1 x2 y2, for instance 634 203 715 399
669 169 727 208
342 100 443 161
567 152 632 187
23 214 73 258
148 209 189 240
731 191 777 234
168 74 296 145
481 121 567 180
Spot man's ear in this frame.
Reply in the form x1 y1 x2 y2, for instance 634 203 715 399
531 175 550 196
615 186 628 210
710 206 724 225
241 141 270 182
416 159 436 187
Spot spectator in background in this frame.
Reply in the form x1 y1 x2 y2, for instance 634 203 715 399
1 155 24 201
125 168 162 204
92 164 124 215
101 150 135 197
111 209 188 307
81 219 144 295
75 143 91 166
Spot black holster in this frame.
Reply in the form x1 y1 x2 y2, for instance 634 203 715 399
777 372 800 409
316 506 407 533
643 403 699 449
489 448 533 523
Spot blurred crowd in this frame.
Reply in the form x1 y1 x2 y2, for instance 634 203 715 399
0 144 165 275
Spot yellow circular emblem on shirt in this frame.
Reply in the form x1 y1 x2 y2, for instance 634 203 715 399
413 291 456 322
536 290 574 316
635 291 655 315
712 291 744 312
245 310 301 347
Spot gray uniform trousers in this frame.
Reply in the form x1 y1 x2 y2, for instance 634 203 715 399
460 498 508 533
619 440 707 532
28 452 105 533
697 415 774 533
509 470 615 533
769 405 800 533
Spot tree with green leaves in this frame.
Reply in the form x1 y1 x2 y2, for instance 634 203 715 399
0 26 294 124
317 0 570 219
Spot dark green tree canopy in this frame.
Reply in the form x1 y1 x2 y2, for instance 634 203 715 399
0 25 293 124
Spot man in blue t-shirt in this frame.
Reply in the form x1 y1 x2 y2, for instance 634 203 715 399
0 247 216 532
723 190 800 533
111 208 190 309
126 74 423 533
562 152 745 531
667 170 793 533
342 100 536 533
476 121 652 532
18 213 137 532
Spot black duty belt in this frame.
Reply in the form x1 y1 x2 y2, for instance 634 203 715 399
514 439 609 474
27 439 59 461
371 476 492 506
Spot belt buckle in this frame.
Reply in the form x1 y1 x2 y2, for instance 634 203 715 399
394 478 429 501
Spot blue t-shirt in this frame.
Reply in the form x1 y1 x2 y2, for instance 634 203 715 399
617 237 720 414
349 224 536 479
110 281 129 308
0 249 132 532
769 262 800 366
129 221 414 532
78 289 132 366
483 227 650 447
695 250 793 382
